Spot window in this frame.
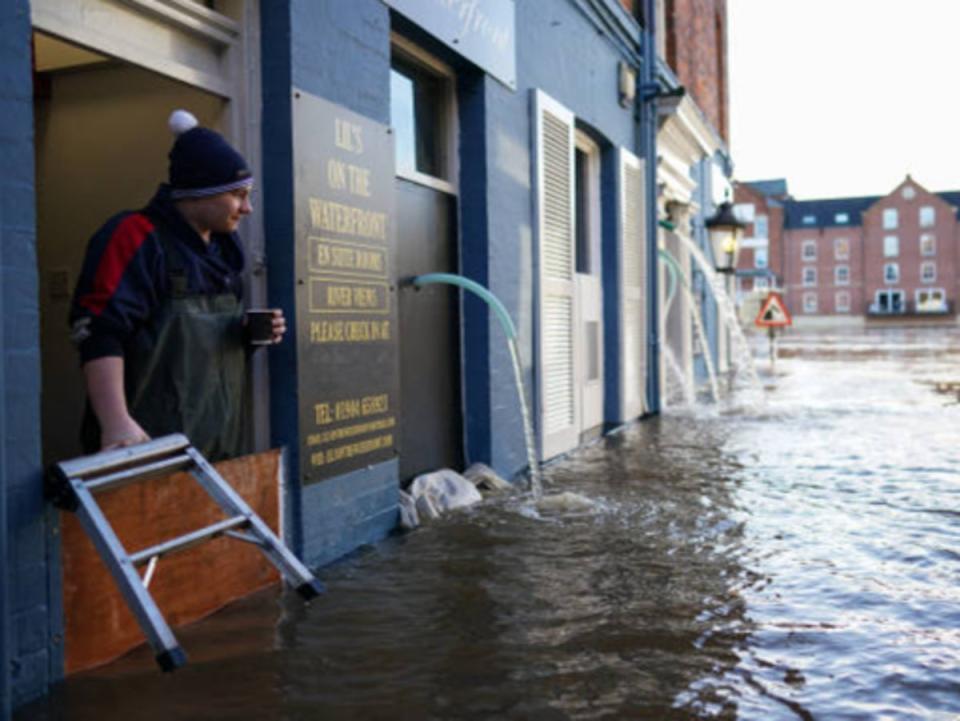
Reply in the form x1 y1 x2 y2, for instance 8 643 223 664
735 203 755 222
916 288 946 313
920 233 936 256
921 261 936 283
754 214 769 239
802 266 817 286
802 239 817 260
835 291 850 312
835 265 849 285
754 248 768 269
755 277 769 291
834 237 849 260
803 292 817 313
834 212 849 224
574 133 601 274
874 289 905 314
919 205 935 227
883 235 899 257
883 262 899 283
802 214 816 225
391 45 456 184
882 208 898 229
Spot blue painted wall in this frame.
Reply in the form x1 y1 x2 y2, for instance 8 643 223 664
478 0 643 475
262 0 650 555
1 0 63 710
261 0 397 569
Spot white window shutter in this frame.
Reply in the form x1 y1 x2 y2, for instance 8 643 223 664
620 148 647 419
533 89 579 461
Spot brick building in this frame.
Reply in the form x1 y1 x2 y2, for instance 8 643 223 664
662 0 729 143
732 179 787 297
735 176 960 325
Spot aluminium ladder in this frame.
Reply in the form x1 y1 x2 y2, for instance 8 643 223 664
46 433 324 671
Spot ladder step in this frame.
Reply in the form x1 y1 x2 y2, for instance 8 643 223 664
129 516 249 566
56 434 192 480
85 454 194 494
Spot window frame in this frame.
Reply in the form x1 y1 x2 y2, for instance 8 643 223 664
920 261 936 283
874 289 905 314
883 262 900 283
834 265 849 285
390 34 459 194
802 239 817 261
802 292 817 313
835 291 850 313
834 237 849 260
754 214 769 239
919 205 935 228
920 233 936 256
802 266 817 287
574 130 602 276
754 247 768 269
883 235 899 258
882 208 898 230
915 287 946 312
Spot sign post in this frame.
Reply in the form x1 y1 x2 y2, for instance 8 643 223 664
754 291 792 373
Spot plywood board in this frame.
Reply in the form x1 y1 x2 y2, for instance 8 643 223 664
60 450 282 673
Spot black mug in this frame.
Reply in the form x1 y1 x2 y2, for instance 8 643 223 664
246 309 277 345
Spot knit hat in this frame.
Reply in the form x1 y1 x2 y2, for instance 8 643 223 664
167 109 253 199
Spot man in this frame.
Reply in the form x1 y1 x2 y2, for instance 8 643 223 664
70 110 284 460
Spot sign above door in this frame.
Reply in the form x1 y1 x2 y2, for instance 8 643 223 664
382 0 517 90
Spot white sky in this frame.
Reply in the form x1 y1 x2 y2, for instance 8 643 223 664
728 0 960 200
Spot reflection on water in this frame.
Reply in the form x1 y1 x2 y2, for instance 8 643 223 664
19 327 960 720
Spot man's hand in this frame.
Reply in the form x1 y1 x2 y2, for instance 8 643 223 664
101 415 150 451
270 308 287 343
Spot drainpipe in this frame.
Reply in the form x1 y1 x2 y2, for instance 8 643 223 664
641 0 661 414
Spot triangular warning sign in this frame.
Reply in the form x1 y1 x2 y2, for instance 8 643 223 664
755 292 792 327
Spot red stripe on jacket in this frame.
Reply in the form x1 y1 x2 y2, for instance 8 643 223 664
79 214 155 315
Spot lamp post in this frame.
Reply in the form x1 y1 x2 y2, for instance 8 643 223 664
705 201 746 274
705 200 746 384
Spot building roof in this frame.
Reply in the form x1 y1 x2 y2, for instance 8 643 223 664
937 191 960 213
783 195 878 229
784 190 960 229
744 178 789 198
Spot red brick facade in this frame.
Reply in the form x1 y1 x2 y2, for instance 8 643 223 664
860 180 957 316
733 181 784 293
663 0 729 143
784 225 865 316
738 177 960 321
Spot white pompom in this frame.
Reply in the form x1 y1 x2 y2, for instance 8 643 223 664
168 109 198 136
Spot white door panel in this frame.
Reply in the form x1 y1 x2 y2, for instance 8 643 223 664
620 149 647 420
533 89 579 460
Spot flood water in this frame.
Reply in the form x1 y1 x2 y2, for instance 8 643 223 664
19 328 960 720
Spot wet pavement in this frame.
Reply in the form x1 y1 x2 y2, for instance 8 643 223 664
17 327 960 720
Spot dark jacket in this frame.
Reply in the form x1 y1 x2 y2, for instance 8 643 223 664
69 185 245 363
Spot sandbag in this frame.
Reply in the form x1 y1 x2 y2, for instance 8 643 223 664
408 468 483 516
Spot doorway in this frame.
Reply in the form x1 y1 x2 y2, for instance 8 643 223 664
573 132 604 440
390 37 464 481
33 32 227 466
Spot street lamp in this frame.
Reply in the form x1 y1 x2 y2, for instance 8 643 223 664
705 201 746 274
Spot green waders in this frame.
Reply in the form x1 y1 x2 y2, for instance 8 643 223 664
82 232 251 461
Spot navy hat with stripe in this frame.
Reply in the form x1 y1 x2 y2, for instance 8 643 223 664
167 110 253 200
